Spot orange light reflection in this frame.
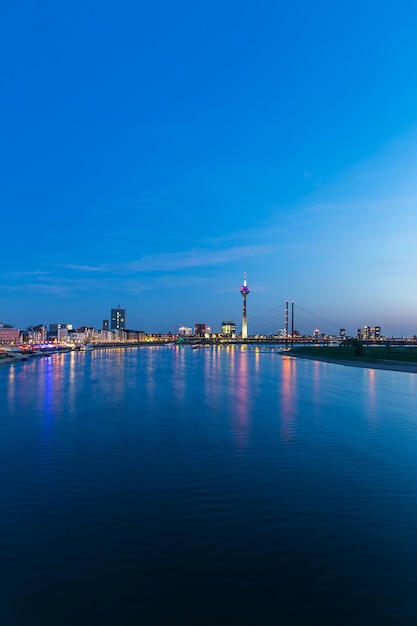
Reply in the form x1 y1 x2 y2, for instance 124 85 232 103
280 356 297 442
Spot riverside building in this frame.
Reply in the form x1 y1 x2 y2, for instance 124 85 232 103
0 327 20 345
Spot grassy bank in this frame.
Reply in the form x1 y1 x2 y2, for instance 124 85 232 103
289 346 417 364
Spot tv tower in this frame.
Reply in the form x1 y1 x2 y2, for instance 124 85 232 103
240 273 250 339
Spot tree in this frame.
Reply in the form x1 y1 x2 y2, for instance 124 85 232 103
353 339 364 357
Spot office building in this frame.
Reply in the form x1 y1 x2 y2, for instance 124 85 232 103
111 306 126 331
358 326 381 340
221 321 236 337
195 323 210 337
179 327 193 336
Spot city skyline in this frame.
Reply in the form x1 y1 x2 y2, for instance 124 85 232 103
0 274 414 338
0 313 401 342
2 2 417 335
0 296 397 340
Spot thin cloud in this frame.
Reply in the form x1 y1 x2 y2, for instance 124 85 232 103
51 245 276 277
5 273 156 296
3 270 50 279
127 245 275 273
58 264 110 272
4 283 73 297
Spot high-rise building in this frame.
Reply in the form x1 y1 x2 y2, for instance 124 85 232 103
221 321 236 337
194 323 210 337
179 327 193 336
240 273 250 339
103 319 109 331
358 326 381 340
111 306 126 330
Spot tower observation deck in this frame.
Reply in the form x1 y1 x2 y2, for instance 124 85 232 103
240 273 250 339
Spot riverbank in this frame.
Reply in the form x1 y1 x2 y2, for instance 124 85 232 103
288 346 417 373
0 348 71 365
0 355 21 365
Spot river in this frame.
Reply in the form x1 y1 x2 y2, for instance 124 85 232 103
1 345 417 624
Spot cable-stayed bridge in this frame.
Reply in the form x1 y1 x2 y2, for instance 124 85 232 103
248 302 355 340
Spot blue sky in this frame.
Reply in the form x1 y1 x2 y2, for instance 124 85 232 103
2 1 417 335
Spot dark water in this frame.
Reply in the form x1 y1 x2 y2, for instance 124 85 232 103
1 346 417 625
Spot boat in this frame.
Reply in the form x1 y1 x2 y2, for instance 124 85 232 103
80 344 94 351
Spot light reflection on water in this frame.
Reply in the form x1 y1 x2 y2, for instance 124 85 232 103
1 346 417 624
232 346 250 448
7 364 16 407
280 356 296 442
